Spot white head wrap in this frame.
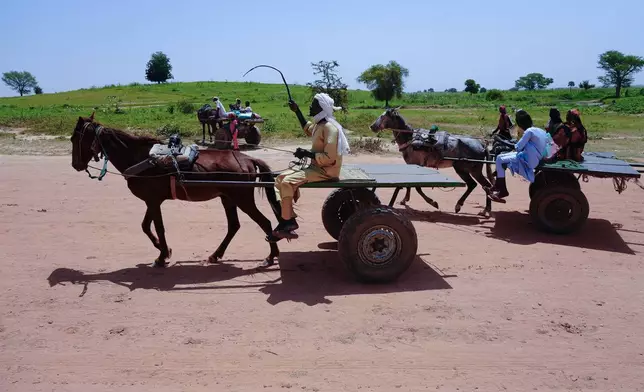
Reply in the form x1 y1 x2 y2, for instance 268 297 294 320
312 93 350 156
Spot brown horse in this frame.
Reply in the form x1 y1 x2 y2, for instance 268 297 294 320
70 112 282 267
370 108 494 216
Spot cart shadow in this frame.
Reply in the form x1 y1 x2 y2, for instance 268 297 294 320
488 211 636 254
47 251 453 306
394 206 488 226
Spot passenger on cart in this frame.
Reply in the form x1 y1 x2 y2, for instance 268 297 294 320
488 110 552 203
272 93 350 240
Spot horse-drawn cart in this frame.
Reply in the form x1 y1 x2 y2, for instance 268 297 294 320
196 106 264 148
212 111 264 150
527 152 641 235
185 163 466 283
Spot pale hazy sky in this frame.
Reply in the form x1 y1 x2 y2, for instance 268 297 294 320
1 0 643 97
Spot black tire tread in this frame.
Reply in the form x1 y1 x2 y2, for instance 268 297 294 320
321 188 380 240
529 185 589 234
338 206 417 283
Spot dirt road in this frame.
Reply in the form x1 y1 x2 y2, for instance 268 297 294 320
1 150 643 391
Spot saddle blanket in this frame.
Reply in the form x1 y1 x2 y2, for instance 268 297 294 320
410 129 485 158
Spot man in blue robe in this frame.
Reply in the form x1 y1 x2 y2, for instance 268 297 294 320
488 110 551 203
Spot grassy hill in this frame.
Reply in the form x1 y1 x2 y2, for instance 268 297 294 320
1 81 644 143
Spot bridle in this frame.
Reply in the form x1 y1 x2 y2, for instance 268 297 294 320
76 121 109 180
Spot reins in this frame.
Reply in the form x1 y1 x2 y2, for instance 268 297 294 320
78 122 109 181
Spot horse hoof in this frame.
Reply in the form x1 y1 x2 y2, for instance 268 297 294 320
400 200 407 206
167 248 173 260
478 210 490 218
153 259 167 268
431 202 439 209
206 255 221 264
257 258 275 269
454 204 462 213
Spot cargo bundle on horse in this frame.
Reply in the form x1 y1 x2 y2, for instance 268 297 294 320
71 112 282 268
370 108 494 216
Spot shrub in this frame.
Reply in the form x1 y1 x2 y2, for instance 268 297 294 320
176 99 195 114
485 89 504 101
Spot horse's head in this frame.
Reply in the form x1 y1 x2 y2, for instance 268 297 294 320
70 111 101 171
369 107 406 132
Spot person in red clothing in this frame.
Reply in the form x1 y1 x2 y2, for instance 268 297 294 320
491 105 513 140
565 109 588 162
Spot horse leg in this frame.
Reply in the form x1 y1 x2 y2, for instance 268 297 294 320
415 187 439 209
201 123 206 145
400 187 412 206
141 205 160 250
207 196 240 264
148 202 172 267
453 165 477 213
234 190 280 268
470 164 493 217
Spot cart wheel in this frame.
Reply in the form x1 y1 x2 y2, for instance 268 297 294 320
529 186 589 234
244 126 261 147
338 206 417 283
213 128 231 150
322 188 381 240
529 171 580 199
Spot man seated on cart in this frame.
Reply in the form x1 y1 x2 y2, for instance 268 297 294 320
488 109 552 203
271 93 350 240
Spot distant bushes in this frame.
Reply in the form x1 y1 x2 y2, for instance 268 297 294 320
485 89 504 101
176 99 195 114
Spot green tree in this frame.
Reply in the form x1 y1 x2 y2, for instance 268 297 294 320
514 73 554 90
34 86 43 94
479 87 487 93
145 51 173 84
307 60 349 109
357 61 409 107
445 88 458 93
568 81 575 91
464 79 480 94
597 50 644 97
1 71 38 96
578 80 595 90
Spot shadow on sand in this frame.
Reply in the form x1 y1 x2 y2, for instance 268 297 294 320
47 250 453 306
394 206 636 255
488 211 636 254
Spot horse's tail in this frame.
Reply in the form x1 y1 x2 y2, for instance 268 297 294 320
252 157 282 222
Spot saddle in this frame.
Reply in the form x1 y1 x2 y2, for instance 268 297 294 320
123 140 200 178
410 129 486 158
491 134 516 156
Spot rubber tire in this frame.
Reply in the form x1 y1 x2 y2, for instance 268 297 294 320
338 206 417 283
244 126 261 147
529 186 589 235
213 128 231 150
322 188 381 240
529 171 580 199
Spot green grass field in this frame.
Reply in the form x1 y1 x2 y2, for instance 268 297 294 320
1 81 643 157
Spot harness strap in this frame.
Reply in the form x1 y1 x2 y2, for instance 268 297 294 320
84 124 109 181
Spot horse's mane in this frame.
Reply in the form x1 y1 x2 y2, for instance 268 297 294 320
92 120 161 145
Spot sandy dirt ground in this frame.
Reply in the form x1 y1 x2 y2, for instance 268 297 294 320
1 146 644 392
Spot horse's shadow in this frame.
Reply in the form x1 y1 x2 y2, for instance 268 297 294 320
47 250 453 306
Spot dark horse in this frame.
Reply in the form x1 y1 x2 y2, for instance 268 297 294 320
370 108 494 216
70 112 282 267
196 105 219 145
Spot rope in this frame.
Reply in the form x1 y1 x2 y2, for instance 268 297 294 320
613 176 644 193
